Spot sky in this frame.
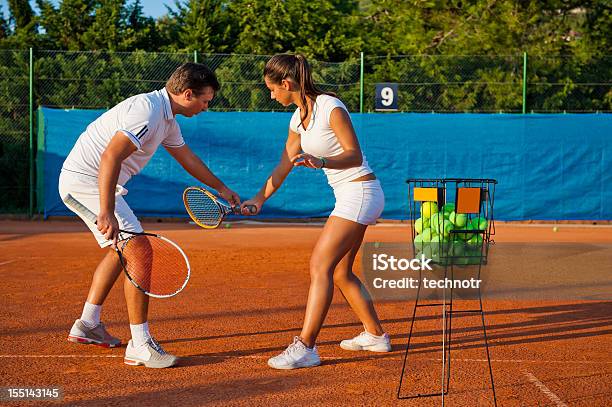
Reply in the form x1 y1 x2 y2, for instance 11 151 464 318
0 0 175 20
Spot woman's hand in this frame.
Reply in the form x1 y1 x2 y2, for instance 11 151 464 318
291 153 324 169
240 197 264 215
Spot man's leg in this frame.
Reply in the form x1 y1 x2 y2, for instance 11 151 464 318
68 249 123 347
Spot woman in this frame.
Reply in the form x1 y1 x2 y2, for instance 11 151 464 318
241 54 390 369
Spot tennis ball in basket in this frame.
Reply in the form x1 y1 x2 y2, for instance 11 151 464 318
430 213 444 234
450 241 465 257
457 224 475 241
415 217 430 234
443 203 455 213
449 211 468 228
467 235 483 246
442 220 454 237
420 202 438 219
421 228 433 242
471 217 488 230
413 234 424 249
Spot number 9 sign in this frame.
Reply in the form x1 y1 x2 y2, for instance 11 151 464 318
375 83 398 111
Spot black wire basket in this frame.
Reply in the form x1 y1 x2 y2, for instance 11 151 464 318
406 178 497 266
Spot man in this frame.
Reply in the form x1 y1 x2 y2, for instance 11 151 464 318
59 63 238 368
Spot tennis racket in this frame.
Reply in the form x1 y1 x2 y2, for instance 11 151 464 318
64 194 190 299
183 186 256 229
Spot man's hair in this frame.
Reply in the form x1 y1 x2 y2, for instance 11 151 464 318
166 62 220 95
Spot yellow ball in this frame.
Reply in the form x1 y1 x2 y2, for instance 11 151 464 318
552 226 558 232
421 202 438 219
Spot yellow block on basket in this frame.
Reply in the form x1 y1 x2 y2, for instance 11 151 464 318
456 187 481 214
413 187 440 202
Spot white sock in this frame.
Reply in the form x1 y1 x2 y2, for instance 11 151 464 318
130 322 152 347
80 302 101 328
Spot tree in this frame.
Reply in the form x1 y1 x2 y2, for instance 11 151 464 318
167 0 237 53
229 0 359 60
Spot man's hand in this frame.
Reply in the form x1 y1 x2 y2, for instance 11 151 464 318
219 186 241 207
97 211 120 248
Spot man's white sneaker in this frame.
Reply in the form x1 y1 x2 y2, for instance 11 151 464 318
67 319 121 348
340 331 391 352
124 338 178 368
268 337 321 370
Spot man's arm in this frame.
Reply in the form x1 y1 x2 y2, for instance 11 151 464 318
98 132 138 244
164 144 239 205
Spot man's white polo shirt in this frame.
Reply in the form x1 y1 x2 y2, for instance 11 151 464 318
62 88 185 186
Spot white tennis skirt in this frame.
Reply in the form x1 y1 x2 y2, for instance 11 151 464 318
330 179 385 225
58 170 143 248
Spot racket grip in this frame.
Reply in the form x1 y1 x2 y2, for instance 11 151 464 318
64 194 98 223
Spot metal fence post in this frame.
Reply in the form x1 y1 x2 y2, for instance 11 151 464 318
359 52 364 113
522 52 527 114
29 47 34 217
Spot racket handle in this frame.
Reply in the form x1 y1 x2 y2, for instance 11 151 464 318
64 194 98 223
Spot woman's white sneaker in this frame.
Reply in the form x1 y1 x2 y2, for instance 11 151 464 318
340 331 391 352
268 337 321 370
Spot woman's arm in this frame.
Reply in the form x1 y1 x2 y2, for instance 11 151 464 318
242 129 301 213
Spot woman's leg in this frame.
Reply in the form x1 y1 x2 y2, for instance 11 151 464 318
299 216 368 348
333 227 385 336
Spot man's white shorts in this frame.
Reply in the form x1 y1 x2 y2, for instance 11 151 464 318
58 170 143 248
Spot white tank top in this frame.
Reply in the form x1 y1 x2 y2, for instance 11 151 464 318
289 94 372 188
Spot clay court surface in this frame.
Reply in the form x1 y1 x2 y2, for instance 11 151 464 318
0 220 611 406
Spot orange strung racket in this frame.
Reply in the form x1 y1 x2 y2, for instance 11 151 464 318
183 186 256 229
64 194 190 298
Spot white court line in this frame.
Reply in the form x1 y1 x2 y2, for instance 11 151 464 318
0 260 15 266
0 355 610 365
523 371 568 407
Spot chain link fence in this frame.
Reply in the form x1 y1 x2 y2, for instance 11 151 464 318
0 50 610 213
0 50 30 214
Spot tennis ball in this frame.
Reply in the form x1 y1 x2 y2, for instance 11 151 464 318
467 235 483 246
420 202 438 219
413 234 424 248
456 224 475 241
449 211 468 228
430 212 444 234
415 217 430 234
422 244 433 259
442 220 454 238
450 241 465 257
443 203 455 213
225 223 231 229
553 226 559 232
421 228 433 242
471 217 488 231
